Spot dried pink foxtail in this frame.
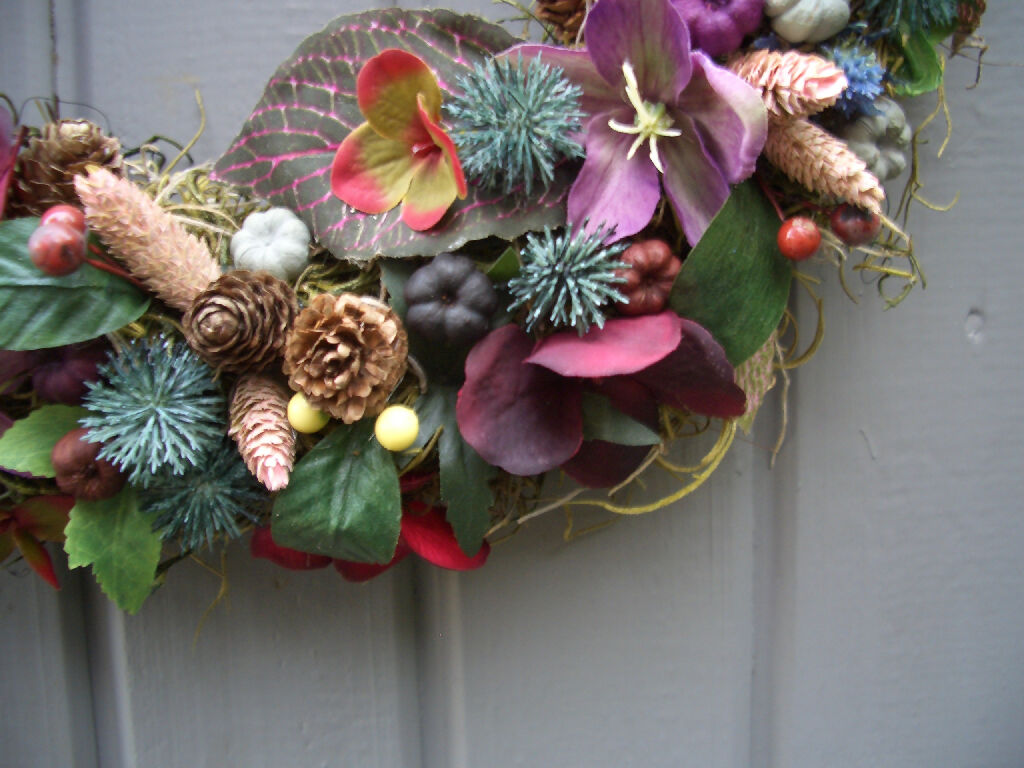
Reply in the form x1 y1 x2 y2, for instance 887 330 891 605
228 373 296 492
74 167 221 311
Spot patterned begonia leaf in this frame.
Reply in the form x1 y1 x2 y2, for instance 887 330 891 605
214 9 571 262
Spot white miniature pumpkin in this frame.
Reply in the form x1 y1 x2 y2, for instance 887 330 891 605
764 0 850 44
230 207 311 282
838 97 912 181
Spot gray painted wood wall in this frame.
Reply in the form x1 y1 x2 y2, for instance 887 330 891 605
2 2 1022 766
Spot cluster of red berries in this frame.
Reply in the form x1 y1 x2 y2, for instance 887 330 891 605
776 204 882 262
27 204 89 276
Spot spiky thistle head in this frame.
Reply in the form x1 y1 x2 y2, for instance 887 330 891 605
447 54 585 197
140 439 266 552
859 0 958 32
507 225 628 335
823 43 886 118
82 335 226 486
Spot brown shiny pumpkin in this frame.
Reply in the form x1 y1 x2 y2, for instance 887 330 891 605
614 239 682 316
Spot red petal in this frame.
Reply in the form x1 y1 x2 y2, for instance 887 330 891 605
251 526 332 570
457 325 583 476
401 506 490 570
417 94 467 199
13 530 59 589
333 540 411 582
526 312 684 377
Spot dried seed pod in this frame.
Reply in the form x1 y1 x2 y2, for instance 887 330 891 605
51 428 126 501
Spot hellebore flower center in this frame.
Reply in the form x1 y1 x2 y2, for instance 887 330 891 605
607 61 682 173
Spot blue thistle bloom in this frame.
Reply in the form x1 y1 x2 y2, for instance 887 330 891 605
140 439 265 552
859 0 957 32
447 54 585 197
508 226 628 335
82 335 226 486
823 43 886 118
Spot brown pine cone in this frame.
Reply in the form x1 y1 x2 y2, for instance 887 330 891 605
8 119 122 217
535 0 588 44
283 293 408 424
184 270 298 374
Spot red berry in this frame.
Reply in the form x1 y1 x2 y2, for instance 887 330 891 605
777 216 821 261
28 222 86 276
40 204 87 234
829 204 881 246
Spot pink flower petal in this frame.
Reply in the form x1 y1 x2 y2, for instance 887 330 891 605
568 120 663 239
675 52 766 184
657 117 732 245
526 312 684 378
457 325 583 476
583 0 693 103
331 123 418 214
357 48 439 145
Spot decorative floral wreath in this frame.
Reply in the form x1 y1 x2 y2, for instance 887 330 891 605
0 0 987 612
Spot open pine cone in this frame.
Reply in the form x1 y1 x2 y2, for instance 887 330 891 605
283 293 408 424
8 119 122 217
183 270 298 374
535 0 588 44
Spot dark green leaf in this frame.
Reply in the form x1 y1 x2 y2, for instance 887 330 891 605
64 487 161 614
669 181 791 365
272 420 401 563
891 25 945 97
414 386 494 556
0 405 88 477
213 9 569 262
580 392 660 446
484 246 521 282
379 258 418 322
0 218 150 350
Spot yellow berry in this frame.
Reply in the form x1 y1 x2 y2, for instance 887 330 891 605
374 405 419 452
287 392 330 434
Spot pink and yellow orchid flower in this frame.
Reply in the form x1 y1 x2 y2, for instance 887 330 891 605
331 48 467 231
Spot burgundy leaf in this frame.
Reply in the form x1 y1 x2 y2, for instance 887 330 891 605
628 317 746 417
526 311 684 377
214 9 570 262
457 324 583 476
561 440 651 488
400 503 490 570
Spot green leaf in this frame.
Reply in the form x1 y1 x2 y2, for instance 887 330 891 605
414 386 494 556
0 405 88 476
272 420 401 563
891 25 945 97
0 218 150 350
214 9 569 262
669 181 791 365
64 487 161 614
484 246 521 282
580 392 660 446
379 258 418 322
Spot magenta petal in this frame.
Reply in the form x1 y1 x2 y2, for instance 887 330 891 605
457 325 583 476
500 45 622 118
562 440 651 488
568 121 662 239
627 318 746 417
584 0 693 103
658 117 732 245
401 506 490 570
676 52 767 184
527 312 683 378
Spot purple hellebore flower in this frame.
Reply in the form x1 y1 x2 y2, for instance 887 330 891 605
505 0 767 245
671 0 766 58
